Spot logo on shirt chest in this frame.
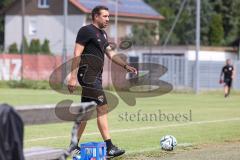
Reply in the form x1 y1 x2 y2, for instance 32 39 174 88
96 31 107 42
96 33 102 42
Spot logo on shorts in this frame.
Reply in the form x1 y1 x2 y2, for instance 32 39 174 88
98 95 104 103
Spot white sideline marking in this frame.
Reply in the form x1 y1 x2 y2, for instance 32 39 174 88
25 118 240 143
126 143 193 154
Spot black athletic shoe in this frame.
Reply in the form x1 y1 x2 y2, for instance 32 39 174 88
224 94 229 98
107 145 125 158
72 146 81 155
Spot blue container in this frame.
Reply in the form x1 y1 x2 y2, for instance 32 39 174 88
80 142 106 160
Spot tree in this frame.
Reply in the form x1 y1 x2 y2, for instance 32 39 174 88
200 0 215 45
209 14 224 46
8 43 18 53
130 23 157 46
0 0 15 46
145 0 240 46
145 0 182 45
0 17 4 46
0 0 14 8
41 39 51 54
29 39 41 54
145 0 213 45
211 0 240 44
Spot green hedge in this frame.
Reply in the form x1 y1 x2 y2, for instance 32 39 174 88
8 43 19 53
0 80 50 89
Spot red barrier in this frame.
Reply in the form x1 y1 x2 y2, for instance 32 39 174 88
0 54 61 81
0 54 117 88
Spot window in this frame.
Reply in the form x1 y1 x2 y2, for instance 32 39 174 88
126 25 132 36
29 19 37 36
110 24 116 38
38 0 50 8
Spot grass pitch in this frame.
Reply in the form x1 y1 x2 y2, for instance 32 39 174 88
0 88 240 158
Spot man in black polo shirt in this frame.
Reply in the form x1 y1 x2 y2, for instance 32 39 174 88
68 5 137 158
220 59 235 98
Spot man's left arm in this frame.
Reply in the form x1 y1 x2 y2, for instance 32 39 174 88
105 46 137 74
232 66 236 80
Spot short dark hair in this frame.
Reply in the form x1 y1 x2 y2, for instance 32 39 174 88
91 6 109 20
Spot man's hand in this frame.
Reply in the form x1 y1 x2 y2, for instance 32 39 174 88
219 78 223 84
125 65 138 74
67 43 84 94
68 77 77 94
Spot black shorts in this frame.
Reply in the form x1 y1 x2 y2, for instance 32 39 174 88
77 66 107 106
224 78 232 87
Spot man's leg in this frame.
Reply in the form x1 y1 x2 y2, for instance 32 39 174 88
227 83 231 97
96 104 110 140
71 121 87 150
77 121 87 140
227 80 233 97
63 121 88 158
96 104 125 157
224 85 229 97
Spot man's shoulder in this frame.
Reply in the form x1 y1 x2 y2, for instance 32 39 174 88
79 24 93 32
223 65 234 71
226 65 234 68
81 24 92 28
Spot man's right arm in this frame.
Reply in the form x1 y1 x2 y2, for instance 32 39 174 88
220 67 224 79
219 67 224 84
232 66 235 80
68 43 85 93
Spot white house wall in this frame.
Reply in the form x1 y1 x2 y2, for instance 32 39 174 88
5 16 22 51
5 15 86 54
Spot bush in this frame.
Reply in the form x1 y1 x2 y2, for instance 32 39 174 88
41 39 51 54
0 80 50 90
29 39 41 54
0 81 9 88
20 36 29 53
8 43 18 53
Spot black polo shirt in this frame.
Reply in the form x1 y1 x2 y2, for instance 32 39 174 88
222 65 234 80
76 24 109 77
